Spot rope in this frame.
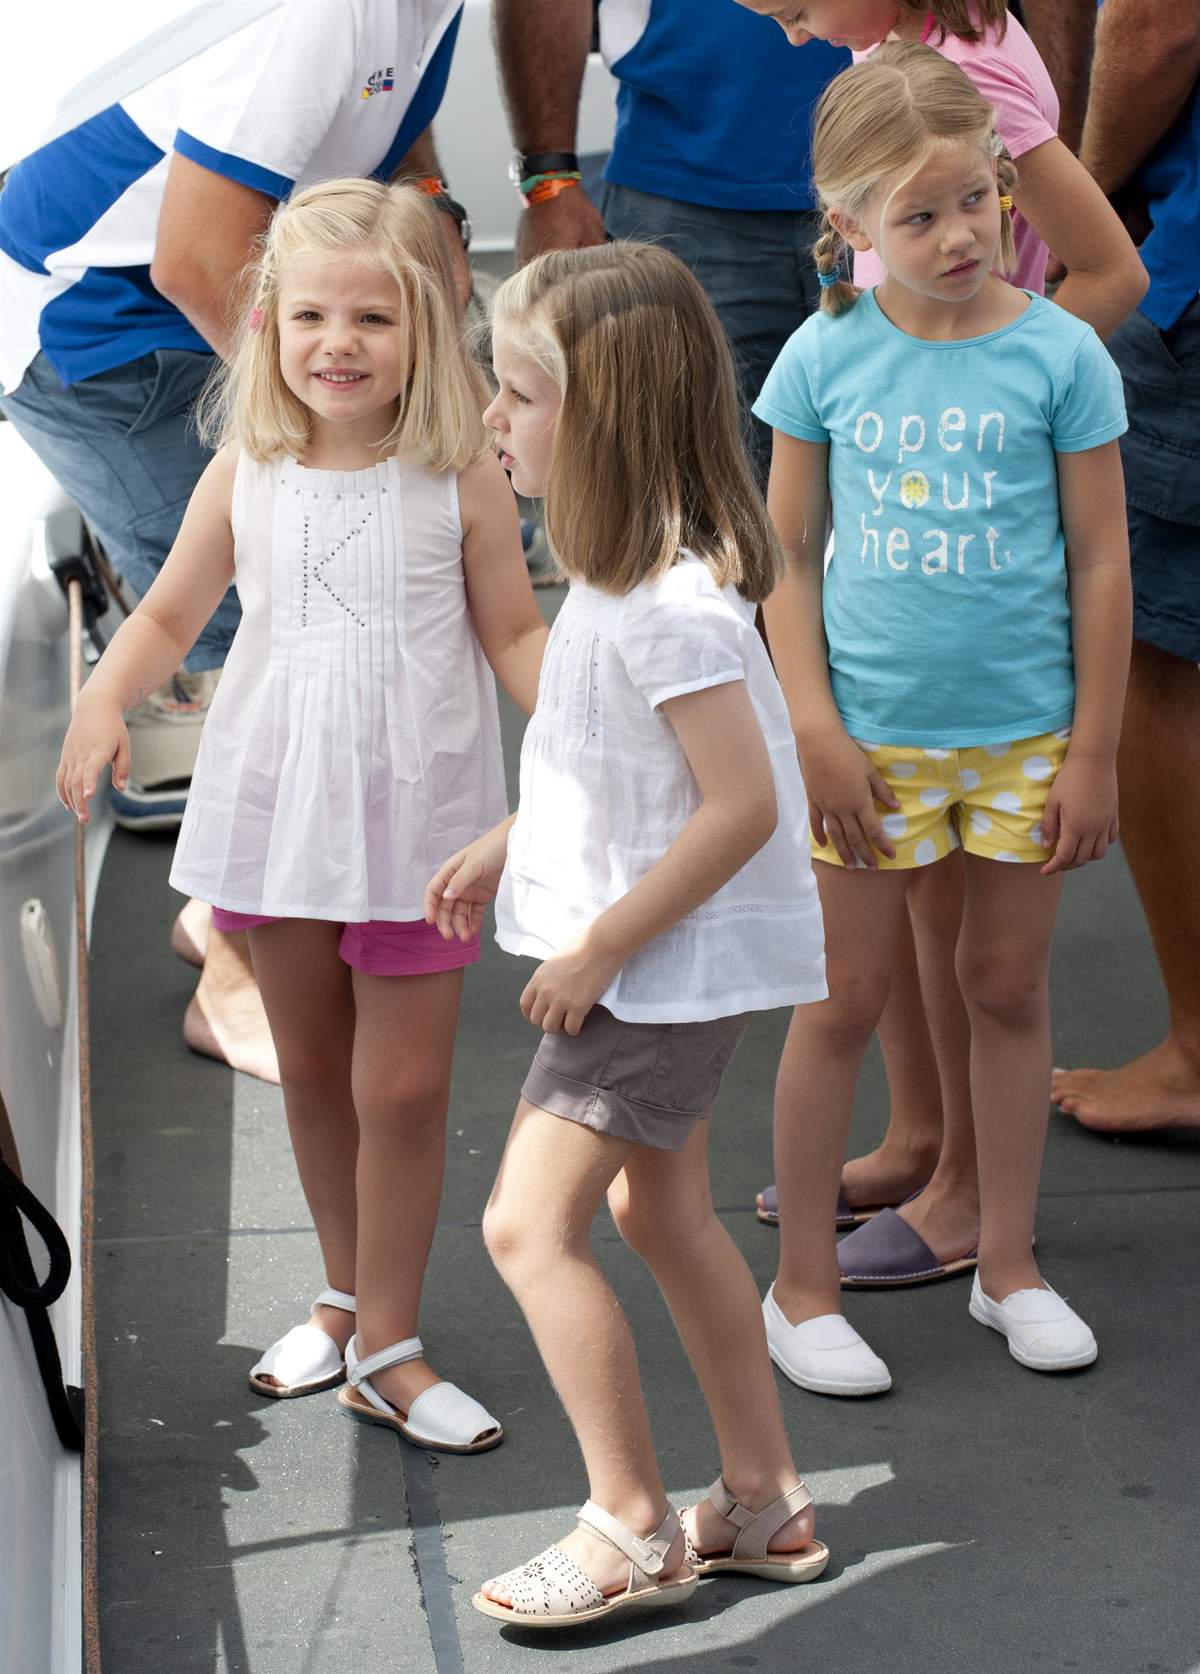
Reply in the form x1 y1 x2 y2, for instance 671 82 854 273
68 575 103 1674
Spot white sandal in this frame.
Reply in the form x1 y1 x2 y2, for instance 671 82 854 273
336 1335 503 1454
472 1502 697 1627
681 1476 829 1583
249 1287 356 1399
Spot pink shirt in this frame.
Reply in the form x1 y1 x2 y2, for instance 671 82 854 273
852 10 1059 294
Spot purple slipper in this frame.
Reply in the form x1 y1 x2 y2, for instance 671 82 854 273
756 1183 889 1232
837 1208 978 1288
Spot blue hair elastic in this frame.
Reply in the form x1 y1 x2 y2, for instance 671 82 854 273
817 269 841 288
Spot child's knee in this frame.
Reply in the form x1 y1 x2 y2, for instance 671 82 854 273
811 974 890 1050
956 953 1045 1031
482 1195 533 1274
353 1071 449 1134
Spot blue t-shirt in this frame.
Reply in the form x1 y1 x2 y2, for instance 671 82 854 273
598 0 847 212
1132 78 1200 331
754 291 1128 748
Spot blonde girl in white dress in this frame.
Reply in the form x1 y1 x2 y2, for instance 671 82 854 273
57 179 548 1452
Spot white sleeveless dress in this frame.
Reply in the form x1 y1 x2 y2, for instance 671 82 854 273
170 452 507 921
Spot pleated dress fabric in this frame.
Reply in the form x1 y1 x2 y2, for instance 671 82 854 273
170 452 507 921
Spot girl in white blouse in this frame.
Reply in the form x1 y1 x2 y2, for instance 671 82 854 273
425 243 828 1630
57 179 548 1453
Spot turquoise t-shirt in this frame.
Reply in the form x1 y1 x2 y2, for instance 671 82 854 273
753 291 1127 748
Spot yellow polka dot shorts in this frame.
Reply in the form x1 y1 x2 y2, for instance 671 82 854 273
813 726 1073 870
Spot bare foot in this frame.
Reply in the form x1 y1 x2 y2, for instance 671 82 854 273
1052 1039 1200 1133
482 1516 688 1607
840 1136 940 1208
170 898 211 968
682 1491 816 1562
256 1302 355 1392
184 928 280 1084
755 1138 938 1221
896 1181 980 1265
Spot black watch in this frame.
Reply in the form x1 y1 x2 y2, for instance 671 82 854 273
510 150 580 185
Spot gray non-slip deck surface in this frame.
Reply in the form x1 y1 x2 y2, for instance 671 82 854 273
91 600 1200 1674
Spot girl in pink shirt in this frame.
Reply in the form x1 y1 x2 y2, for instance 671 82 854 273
735 0 1146 1331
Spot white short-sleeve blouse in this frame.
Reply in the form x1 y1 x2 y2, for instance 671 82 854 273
495 555 827 1023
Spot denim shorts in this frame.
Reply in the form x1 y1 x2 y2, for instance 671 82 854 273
1107 297 1200 662
0 349 240 671
598 182 821 488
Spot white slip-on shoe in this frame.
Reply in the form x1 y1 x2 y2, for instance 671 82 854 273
762 1285 892 1396
249 1286 356 1398
968 1273 1097 1372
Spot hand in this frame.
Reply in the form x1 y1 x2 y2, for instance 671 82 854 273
514 187 608 268
1039 754 1119 875
424 822 511 941
520 933 623 1036
56 698 130 824
799 729 900 868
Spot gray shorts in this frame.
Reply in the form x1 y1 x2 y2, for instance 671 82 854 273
521 1005 749 1152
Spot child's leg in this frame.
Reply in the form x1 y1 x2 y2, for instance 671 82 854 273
841 906 944 1204
894 854 981 1259
609 1127 814 1557
347 966 465 1413
956 856 1064 1299
245 920 359 1367
481 1102 687 1601
773 864 913 1323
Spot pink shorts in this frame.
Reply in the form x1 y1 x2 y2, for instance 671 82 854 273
209 909 480 977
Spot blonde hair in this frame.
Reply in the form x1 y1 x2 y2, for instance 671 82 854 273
810 42 1018 317
898 0 1007 42
199 177 489 470
490 242 782 602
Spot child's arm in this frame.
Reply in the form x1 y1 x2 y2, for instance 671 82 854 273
459 453 549 715
761 432 899 869
1041 438 1131 875
424 814 517 943
519 679 780 1035
1013 138 1148 341
56 447 238 822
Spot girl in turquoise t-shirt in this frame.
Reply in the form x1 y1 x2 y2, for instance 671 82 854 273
753 45 1130 1388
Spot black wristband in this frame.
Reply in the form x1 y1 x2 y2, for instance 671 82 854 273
516 150 579 176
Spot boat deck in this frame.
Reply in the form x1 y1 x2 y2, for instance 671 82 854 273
91 604 1200 1673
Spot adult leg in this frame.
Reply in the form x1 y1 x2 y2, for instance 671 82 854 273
186 927 280 1085
957 857 1063 1301
1053 640 1200 1128
347 966 466 1416
0 349 238 668
481 1103 688 1602
773 863 913 1324
244 920 359 1374
609 1127 815 1560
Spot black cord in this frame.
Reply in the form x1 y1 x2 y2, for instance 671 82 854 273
0 1156 84 1451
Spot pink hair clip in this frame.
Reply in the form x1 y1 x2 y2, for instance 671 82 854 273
249 306 264 333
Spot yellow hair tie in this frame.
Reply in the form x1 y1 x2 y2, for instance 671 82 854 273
998 194 1013 212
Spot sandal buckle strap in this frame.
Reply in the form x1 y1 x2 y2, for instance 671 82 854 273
577 1501 678 1580
708 1476 814 1560
314 1287 357 1313
346 1334 424 1389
